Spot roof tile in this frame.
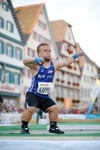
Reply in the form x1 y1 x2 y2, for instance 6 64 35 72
15 3 44 40
51 20 70 42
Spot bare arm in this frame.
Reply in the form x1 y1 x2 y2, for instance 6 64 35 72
54 57 74 70
23 57 37 69
54 52 83 70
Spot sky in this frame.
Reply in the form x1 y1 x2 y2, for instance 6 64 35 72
12 0 100 66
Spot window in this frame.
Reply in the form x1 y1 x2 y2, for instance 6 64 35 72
40 35 45 43
15 73 20 85
9 71 15 84
39 34 51 44
87 66 89 71
38 20 46 30
6 21 14 32
33 31 51 44
67 89 70 97
33 31 38 41
0 41 2 54
84 75 86 82
5 71 9 83
27 48 35 57
2 2 9 11
80 88 84 96
91 66 94 73
15 47 22 60
13 47 16 58
6 43 13 57
0 17 4 28
85 88 87 96
88 89 90 97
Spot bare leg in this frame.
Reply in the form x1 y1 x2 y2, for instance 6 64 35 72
47 105 64 134
22 107 36 122
47 105 59 122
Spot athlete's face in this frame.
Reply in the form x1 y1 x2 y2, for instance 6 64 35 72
38 45 52 61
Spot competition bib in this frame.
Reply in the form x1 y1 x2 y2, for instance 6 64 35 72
37 82 53 95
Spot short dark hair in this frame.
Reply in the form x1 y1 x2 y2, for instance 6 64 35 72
37 43 49 54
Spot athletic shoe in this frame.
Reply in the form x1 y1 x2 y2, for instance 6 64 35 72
21 127 30 134
49 126 64 134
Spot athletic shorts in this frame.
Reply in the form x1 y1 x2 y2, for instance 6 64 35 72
25 92 56 112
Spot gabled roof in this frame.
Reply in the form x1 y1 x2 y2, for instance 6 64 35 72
15 3 59 58
51 20 71 42
15 3 44 40
7 0 25 44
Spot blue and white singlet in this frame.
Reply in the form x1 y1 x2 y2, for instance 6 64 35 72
28 61 55 98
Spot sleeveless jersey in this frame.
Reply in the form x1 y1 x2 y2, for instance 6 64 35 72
28 61 55 98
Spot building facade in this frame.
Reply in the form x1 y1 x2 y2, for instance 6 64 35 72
0 0 25 112
76 43 99 113
51 20 81 113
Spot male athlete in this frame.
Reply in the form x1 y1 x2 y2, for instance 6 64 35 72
21 43 83 134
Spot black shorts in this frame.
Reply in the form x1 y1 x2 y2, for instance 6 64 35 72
25 92 56 112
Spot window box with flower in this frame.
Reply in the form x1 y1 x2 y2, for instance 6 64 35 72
77 83 80 86
67 64 72 69
74 67 77 70
56 78 60 82
68 81 71 85
61 80 64 83
56 97 60 101
73 82 76 86
67 48 73 54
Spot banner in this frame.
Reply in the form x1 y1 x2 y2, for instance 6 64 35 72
64 98 72 109
88 81 100 114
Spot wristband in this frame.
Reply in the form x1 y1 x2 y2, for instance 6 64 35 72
72 53 78 59
34 57 44 64
34 57 40 64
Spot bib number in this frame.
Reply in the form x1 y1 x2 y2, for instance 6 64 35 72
37 82 53 95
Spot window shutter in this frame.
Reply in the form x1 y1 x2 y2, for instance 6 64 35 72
2 18 4 28
2 41 4 54
15 47 17 58
6 43 8 55
6 21 8 30
6 4 9 11
20 49 22 60
18 74 20 85
11 45 14 57
11 23 14 32
9 71 11 83
0 68 2 81
12 72 15 83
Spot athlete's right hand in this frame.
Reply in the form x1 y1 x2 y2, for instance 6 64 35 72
34 57 44 64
